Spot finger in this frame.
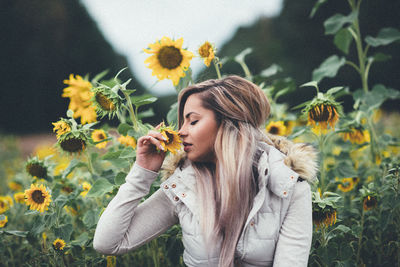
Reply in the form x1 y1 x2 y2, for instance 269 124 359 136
155 122 164 130
148 130 167 141
140 136 165 151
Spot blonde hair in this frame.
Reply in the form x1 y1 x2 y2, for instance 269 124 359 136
178 75 270 266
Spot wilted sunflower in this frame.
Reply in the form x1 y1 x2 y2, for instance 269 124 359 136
342 127 370 144
80 182 92 197
59 137 86 153
159 126 182 154
25 157 49 179
266 121 287 136
91 129 109 149
118 135 137 149
198 41 216 67
337 177 355 192
363 195 377 211
24 184 52 213
312 206 337 230
62 74 97 124
0 216 8 228
144 36 194 86
53 238 66 251
13 192 25 204
91 84 123 119
52 120 71 139
307 103 339 130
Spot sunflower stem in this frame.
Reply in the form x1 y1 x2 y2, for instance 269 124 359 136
123 91 139 132
85 150 94 175
356 208 365 265
213 60 222 79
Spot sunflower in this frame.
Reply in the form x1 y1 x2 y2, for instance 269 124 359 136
59 136 86 153
13 192 25 204
24 184 52 213
62 74 97 124
363 195 377 211
144 36 194 86
25 157 49 179
80 182 92 197
198 41 215 67
159 126 182 154
107 256 117 267
308 103 339 130
118 135 137 149
52 120 71 139
0 216 8 228
91 84 123 119
0 196 12 214
64 205 78 216
342 127 370 144
337 177 355 192
266 121 287 136
8 181 22 191
91 129 109 149
53 238 66 251
312 206 337 230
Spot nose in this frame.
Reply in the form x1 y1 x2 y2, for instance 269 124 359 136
178 125 187 137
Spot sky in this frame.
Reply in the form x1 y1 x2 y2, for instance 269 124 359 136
80 0 283 96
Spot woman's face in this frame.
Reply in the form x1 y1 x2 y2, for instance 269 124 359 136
178 93 219 163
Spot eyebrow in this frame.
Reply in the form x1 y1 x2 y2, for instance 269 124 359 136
185 112 200 119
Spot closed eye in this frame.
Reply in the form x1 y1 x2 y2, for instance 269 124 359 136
190 120 199 125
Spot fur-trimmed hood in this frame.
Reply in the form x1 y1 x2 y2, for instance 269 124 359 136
161 133 319 182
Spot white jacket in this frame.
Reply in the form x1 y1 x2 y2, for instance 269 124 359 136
94 137 318 267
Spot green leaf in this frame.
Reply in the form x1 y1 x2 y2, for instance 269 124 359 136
333 224 352 233
83 209 98 228
102 150 122 160
86 178 115 197
326 86 344 95
53 224 73 242
121 89 136 95
117 123 132 135
62 159 86 179
175 68 193 92
66 109 74 118
70 232 89 247
114 172 127 185
300 81 319 90
334 28 353 54
92 70 109 84
312 55 346 82
335 161 357 177
324 11 358 35
260 64 282 78
371 52 392 62
119 146 136 159
131 95 158 108
167 102 178 126
1 230 29 237
310 0 328 18
137 108 155 120
365 27 400 47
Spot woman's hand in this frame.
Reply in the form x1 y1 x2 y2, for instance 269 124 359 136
136 127 167 172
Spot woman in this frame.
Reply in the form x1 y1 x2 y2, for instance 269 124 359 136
93 75 318 266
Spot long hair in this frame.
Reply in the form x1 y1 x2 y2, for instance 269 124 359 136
178 75 270 266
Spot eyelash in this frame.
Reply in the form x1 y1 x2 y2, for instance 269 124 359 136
190 120 198 125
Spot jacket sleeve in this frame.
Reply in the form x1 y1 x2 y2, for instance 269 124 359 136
273 180 313 267
93 163 178 255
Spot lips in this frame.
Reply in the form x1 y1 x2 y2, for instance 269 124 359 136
183 142 192 152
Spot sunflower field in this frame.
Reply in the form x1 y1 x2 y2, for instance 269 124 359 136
1 1 400 266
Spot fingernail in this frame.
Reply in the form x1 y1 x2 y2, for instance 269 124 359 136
159 145 165 151
162 136 168 141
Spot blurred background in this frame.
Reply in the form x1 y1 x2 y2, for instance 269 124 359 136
1 0 399 154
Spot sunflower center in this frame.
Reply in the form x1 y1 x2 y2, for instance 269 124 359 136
269 126 279 135
96 133 106 140
157 46 183 69
60 138 86 153
32 190 45 204
96 93 116 111
54 241 63 250
164 131 174 145
26 163 47 178
310 105 335 122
